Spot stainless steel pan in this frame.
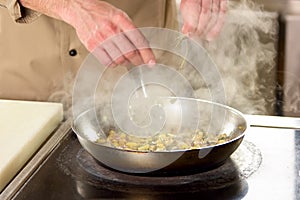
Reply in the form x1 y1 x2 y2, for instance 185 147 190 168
72 98 247 174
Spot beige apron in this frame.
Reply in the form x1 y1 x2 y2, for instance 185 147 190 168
0 0 178 101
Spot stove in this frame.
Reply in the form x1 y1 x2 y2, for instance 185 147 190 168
1 116 300 200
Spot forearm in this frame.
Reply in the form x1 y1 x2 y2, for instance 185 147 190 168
0 0 6 6
19 0 68 21
17 0 155 65
17 0 107 28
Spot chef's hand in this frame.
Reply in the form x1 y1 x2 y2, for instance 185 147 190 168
20 0 156 67
180 0 227 41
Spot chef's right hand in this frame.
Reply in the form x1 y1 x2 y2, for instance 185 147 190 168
62 0 156 67
20 0 156 67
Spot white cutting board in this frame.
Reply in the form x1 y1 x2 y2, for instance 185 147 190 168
0 99 63 192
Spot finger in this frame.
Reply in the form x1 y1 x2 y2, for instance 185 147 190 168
206 0 227 40
123 28 156 65
92 18 150 66
85 20 118 52
102 41 128 66
113 13 156 64
112 32 144 66
180 0 201 35
123 49 144 66
96 24 130 66
90 26 144 66
196 0 213 37
202 0 220 39
93 46 117 67
84 20 118 61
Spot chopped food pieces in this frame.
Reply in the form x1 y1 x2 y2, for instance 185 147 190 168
96 129 240 151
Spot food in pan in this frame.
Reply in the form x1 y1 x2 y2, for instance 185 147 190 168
96 127 245 151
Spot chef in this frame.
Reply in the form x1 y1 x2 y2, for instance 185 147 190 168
0 0 226 102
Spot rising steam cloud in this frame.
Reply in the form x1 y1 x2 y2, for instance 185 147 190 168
51 0 279 117
196 0 279 115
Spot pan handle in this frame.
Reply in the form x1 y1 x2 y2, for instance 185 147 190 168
245 114 300 129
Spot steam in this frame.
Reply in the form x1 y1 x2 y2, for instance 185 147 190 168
280 71 300 116
48 72 74 118
51 0 282 118
197 0 279 115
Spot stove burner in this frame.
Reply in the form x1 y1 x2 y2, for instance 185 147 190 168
57 138 261 197
77 149 238 189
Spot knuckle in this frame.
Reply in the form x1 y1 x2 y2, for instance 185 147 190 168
125 50 138 59
201 0 212 14
134 37 148 49
86 40 97 51
113 10 129 23
115 56 126 65
201 7 209 14
101 20 114 31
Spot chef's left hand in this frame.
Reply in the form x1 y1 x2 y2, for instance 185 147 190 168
180 0 227 41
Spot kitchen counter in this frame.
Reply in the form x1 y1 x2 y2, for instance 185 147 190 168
1 115 299 200
244 126 299 199
0 100 63 193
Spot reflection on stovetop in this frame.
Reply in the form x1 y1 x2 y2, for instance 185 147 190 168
53 132 261 199
75 179 247 200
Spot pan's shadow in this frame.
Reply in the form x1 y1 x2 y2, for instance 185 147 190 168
75 178 249 200
75 154 249 200
57 136 261 200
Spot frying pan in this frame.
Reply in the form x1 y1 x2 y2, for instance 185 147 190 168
72 97 247 174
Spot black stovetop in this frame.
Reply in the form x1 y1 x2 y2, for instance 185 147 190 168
7 120 300 200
